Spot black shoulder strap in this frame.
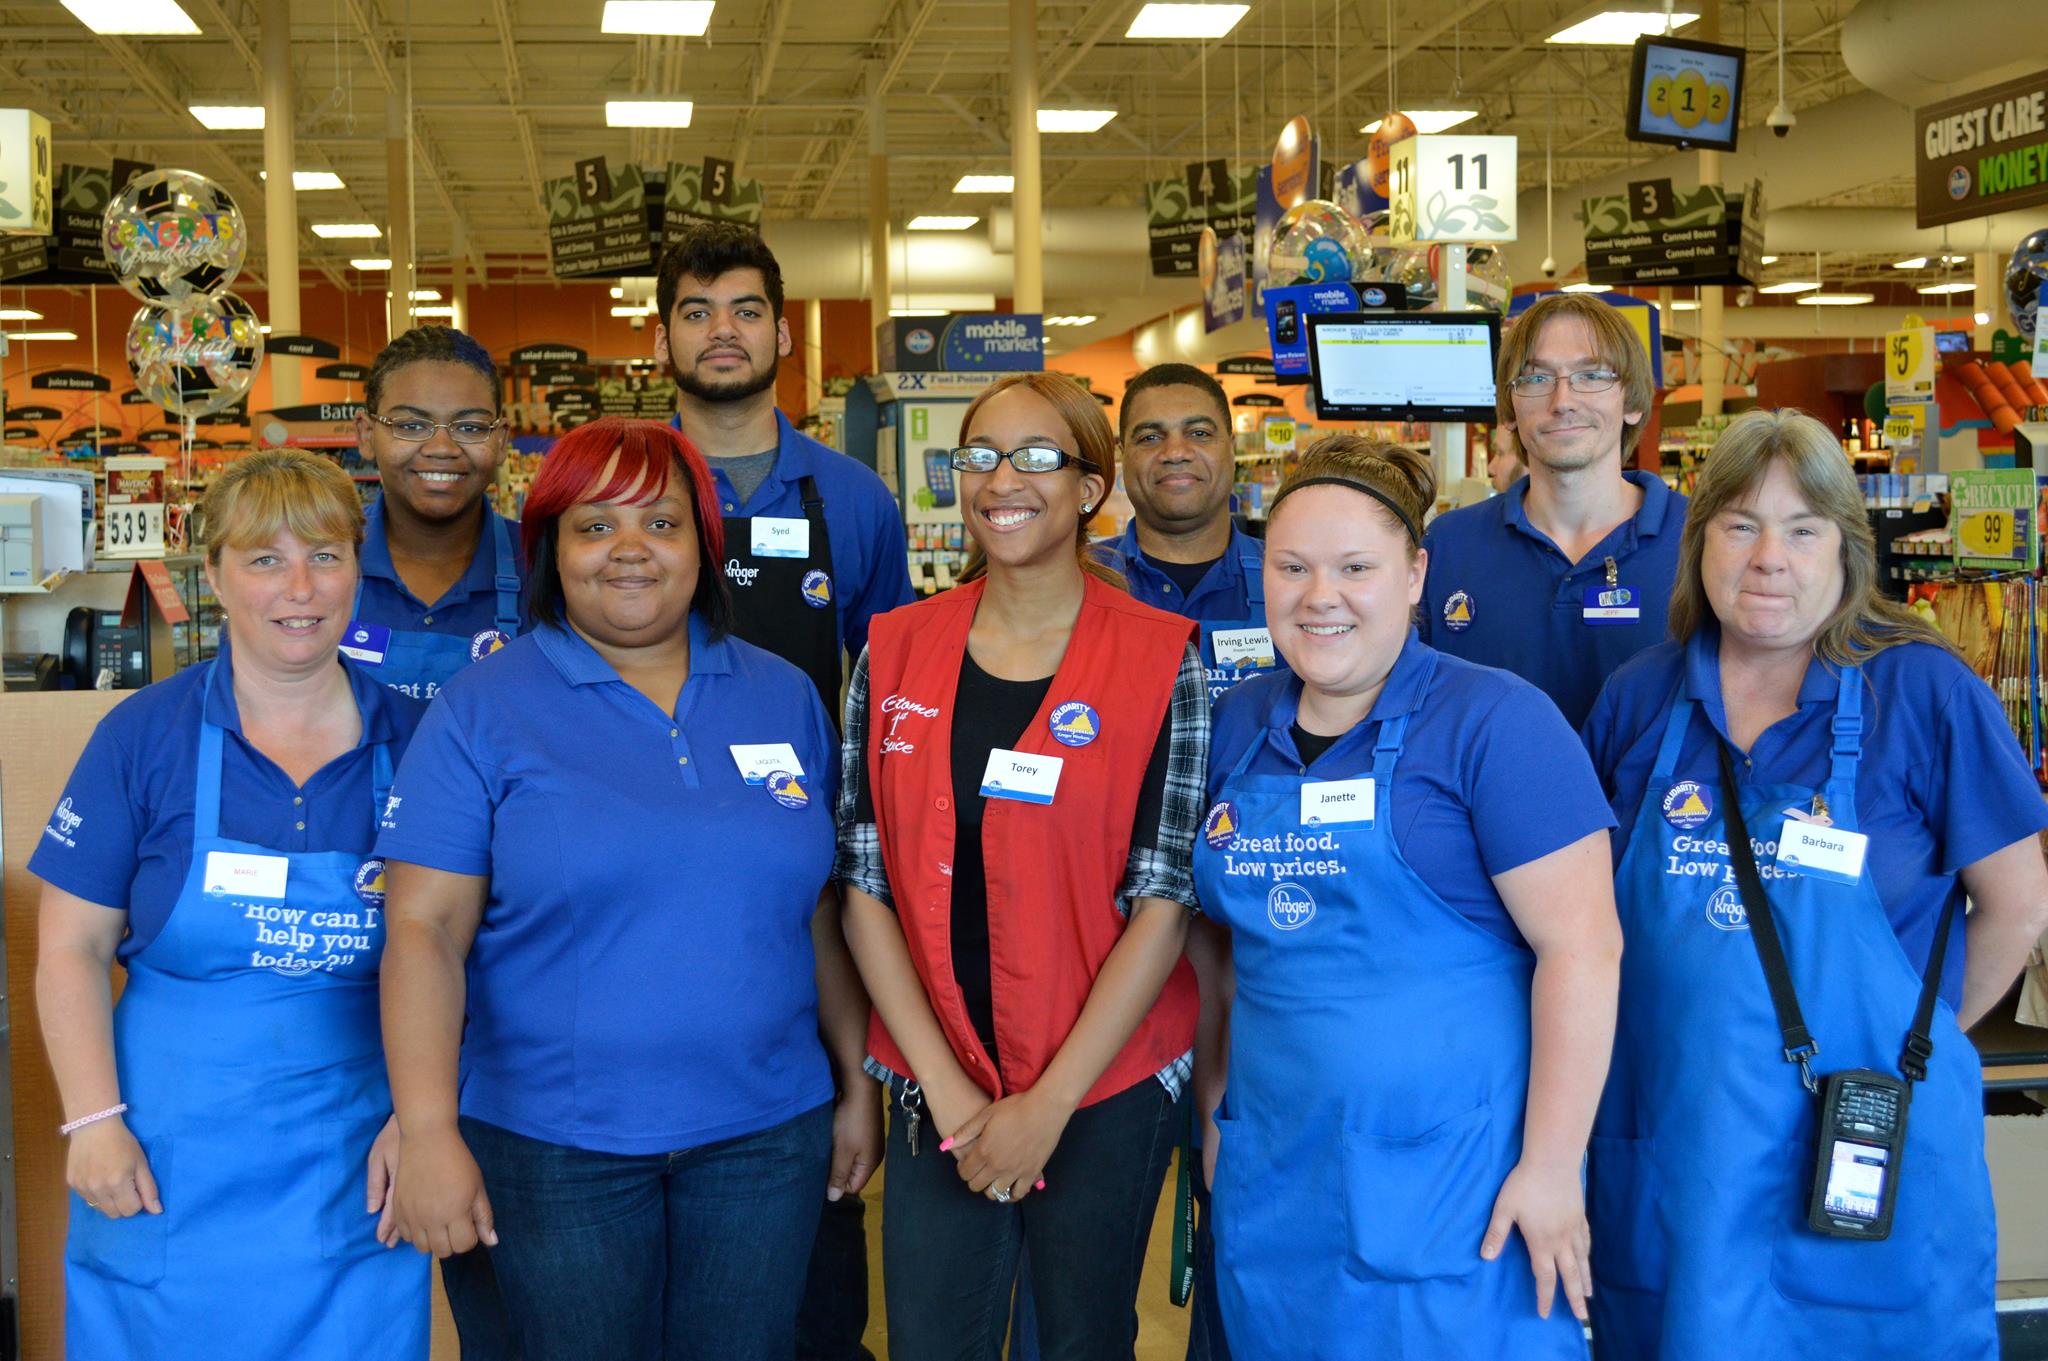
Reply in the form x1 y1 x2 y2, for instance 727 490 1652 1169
798 474 825 516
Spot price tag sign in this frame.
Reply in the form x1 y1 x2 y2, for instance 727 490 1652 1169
1883 416 1920 444
1387 135 1518 245
1263 417 1297 456
1958 508 2017 558
101 501 165 559
1885 326 1936 405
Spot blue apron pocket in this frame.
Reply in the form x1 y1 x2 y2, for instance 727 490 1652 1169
1768 1141 1924 1312
66 1138 170 1287
320 1112 390 1260
1588 1135 1668 1293
1341 1103 1493 1282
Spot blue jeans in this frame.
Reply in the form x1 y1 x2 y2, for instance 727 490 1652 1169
796 1189 876 1361
459 1104 833 1361
881 1075 1181 1361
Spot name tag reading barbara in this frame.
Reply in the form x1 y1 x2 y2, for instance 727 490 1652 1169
1774 818 1869 885
1299 777 1374 828
979 748 1063 804
751 517 810 559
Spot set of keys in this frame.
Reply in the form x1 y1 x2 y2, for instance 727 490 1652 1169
899 1080 925 1157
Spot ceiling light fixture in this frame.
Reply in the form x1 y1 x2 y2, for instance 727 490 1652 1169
889 309 950 318
1548 6 1699 44
1758 280 1820 294
0 308 44 322
1361 109 1480 134
1036 109 1118 133
610 304 656 317
606 100 694 127
1760 255 1779 264
260 170 346 190
1975 310 1993 325
1669 300 1700 310
1125 4 1249 40
312 223 381 238
600 0 714 35
350 258 392 270
412 305 457 318
952 174 1015 194
908 215 980 231
1561 282 1608 293
1795 293 1875 306
188 105 265 129
1917 282 1975 294
409 288 442 301
1892 256 1930 270
62 0 199 34
3 330 80 342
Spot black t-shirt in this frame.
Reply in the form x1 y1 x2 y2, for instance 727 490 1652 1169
1143 552 1223 599
1291 722 1346 771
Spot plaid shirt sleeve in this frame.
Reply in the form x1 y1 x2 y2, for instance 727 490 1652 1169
1117 643 1210 916
832 646 894 907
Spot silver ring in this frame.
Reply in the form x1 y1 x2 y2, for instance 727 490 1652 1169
84 1199 98 1208
991 1186 1012 1203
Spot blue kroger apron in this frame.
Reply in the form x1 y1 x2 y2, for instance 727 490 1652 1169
65 711 429 1360
345 512 520 699
1193 654 1584 1360
1194 536 1278 706
1589 673 1996 1360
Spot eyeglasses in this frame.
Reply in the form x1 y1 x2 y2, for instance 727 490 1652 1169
367 411 505 444
1506 369 1622 399
948 444 1098 474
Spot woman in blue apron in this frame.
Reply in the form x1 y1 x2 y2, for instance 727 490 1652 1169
1193 436 1623 1361
347 324 523 702
31 449 429 1359
1580 409 2048 1360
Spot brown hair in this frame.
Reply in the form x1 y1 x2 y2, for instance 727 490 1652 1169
1272 434 1436 559
1496 293 1654 460
955 371 1125 587
202 449 364 565
1670 407 1957 666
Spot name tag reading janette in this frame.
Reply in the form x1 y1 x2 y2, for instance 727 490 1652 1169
730 743 805 784
1210 626 1277 670
979 747 1063 804
751 517 810 559
1299 777 1375 828
203 850 289 899
1774 817 1869 885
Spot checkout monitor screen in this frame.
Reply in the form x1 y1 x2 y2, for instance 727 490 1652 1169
1305 312 1502 423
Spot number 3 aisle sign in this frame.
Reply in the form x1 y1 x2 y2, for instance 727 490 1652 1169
1388 135 1518 245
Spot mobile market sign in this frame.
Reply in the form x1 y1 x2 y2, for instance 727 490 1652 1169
1917 71 2048 227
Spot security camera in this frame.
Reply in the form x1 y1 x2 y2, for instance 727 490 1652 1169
1767 101 1795 138
1541 256 1558 279
628 313 647 331
1737 285 1756 308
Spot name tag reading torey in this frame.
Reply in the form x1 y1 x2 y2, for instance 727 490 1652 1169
979 747 1063 804
1775 818 1869 885
730 743 805 784
751 517 811 559
1210 626 1277 670
203 851 289 899
1300 777 1375 828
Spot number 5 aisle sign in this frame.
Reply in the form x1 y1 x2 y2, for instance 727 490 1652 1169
1885 325 1936 406
1388 136 1518 245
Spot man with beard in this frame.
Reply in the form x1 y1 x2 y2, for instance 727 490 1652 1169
654 224 906 1361
1419 293 1686 728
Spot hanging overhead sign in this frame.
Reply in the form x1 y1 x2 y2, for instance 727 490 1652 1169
509 342 589 366
1201 229 1248 333
32 369 110 391
12 164 116 283
543 156 658 278
263 333 342 358
1917 70 2048 228
1216 356 1277 378
1146 163 1257 279
1387 135 1518 244
316 362 369 382
0 109 53 235
8 404 60 421
663 157 766 237
533 365 598 387
1581 180 1764 287
0 233 45 279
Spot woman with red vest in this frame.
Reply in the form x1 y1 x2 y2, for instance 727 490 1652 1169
837 370 1208 1360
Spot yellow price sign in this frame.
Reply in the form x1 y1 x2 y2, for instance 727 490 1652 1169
1958 508 2018 557
1885 326 1935 405
1883 417 1919 443
1263 418 1297 455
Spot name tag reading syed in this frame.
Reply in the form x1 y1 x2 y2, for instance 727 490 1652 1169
1210 626 1277 670
1583 584 1642 625
339 620 392 665
730 743 805 784
1775 818 1870 885
203 850 289 899
979 747 1063 804
752 517 811 559
1300 777 1375 828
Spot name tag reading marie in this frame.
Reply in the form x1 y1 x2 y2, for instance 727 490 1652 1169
979 748 1064 804
203 850 289 899
730 743 805 784
1300 777 1375 828
1775 817 1869 885
751 516 811 559
1210 626 1277 670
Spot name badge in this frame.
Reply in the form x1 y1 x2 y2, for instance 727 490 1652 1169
979 747 1063 804
1300 777 1375 828
752 516 810 559
203 850 289 900
339 620 392 665
1583 584 1641 625
1210 626 1277 670
1775 817 1869 885
730 742 805 784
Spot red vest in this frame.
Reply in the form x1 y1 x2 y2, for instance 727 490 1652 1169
863 574 1200 1107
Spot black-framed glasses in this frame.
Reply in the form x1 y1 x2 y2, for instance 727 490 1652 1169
949 444 1097 474
367 411 505 444
1506 369 1622 399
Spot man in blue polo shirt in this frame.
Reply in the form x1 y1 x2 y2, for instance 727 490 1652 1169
654 223 905 1361
1420 293 1686 728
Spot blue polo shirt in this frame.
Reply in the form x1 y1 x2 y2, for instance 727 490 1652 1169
1096 522 1264 621
1582 628 2048 1009
357 497 525 637
374 616 839 1154
1210 630 1615 944
679 410 915 666
1419 471 1686 729
29 645 424 960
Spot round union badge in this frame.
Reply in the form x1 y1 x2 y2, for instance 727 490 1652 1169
1705 883 1749 931
353 857 387 908
766 770 812 809
1662 780 1713 831
1203 800 1240 850
801 569 833 609
1266 880 1317 932
1442 589 1474 632
1048 701 1100 747
469 628 512 662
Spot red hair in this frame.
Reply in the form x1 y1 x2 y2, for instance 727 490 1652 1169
521 418 724 564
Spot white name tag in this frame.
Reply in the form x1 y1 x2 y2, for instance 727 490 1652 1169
751 516 810 559
1210 626 1277 670
730 742 805 784
1300 777 1375 828
203 850 289 900
979 747 1063 804
1775 818 1869 886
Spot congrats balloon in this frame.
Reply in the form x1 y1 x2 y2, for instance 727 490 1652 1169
126 292 263 418
103 169 248 305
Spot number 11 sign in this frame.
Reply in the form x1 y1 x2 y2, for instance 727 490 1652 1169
1388 135 1518 245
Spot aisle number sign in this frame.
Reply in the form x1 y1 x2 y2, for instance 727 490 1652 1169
1885 325 1937 405
1388 135 1517 245
1951 468 2037 570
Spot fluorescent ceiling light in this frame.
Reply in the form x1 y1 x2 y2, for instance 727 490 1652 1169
1795 293 1875 306
62 0 199 34
1892 256 1930 270
1126 3 1248 39
312 222 381 238
408 288 442 300
1037 109 1118 133
258 324 272 333
1361 109 1480 134
609 286 625 298
1549 8 1698 44
1917 282 1975 294
1669 300 1700 310
1044 315 1099 326
610 304 656 317
908 215 980 231
1759 280 1820 294
600 0 714 35
412 305 457 317
1975 311 1993 325
1760 255 1778 264
189 105 264 129
953 174 1014 193
890 309 950 318
351 258 392 270
260 170 346 190
606 100 694 128
0 308 43 321
4 330 79 342
1561 282 1607 293
1942 253 1970 263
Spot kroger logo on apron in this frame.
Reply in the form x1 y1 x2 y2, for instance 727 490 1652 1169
1705 883 1749 931
1266 880 1317 931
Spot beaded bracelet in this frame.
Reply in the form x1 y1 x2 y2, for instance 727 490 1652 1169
59 1103 127 1136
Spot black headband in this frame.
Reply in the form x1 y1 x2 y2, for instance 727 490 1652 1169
1268 475 1421 544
